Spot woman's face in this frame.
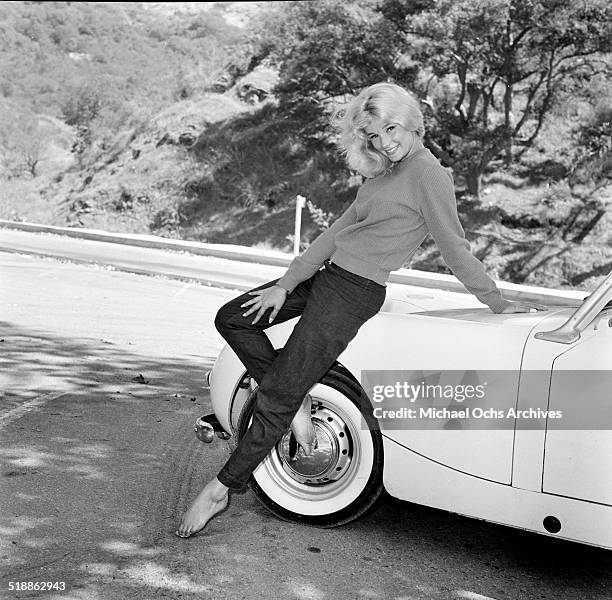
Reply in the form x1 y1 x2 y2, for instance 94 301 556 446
364 116 418 162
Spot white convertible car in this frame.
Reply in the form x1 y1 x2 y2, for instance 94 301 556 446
199 271 612 549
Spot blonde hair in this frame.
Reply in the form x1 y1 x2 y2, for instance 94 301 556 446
333 82 425 178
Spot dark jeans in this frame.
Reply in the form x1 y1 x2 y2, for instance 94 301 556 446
214 261 386 490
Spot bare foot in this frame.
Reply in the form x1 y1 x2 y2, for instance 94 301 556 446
290 393 317 457
176 477 229 538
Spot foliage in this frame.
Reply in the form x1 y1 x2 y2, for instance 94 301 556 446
185 102 356 228
0 1 251 172
378 0 612 196
263 1 407 100
305 199 333 232
61 82 106 127
255 0 611 197
570 103 612 191
251 0 413 138
0 1 247 117
0 112 53 177
241 0 610 288
562 102 612 244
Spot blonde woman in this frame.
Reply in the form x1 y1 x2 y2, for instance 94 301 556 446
176 82 542 538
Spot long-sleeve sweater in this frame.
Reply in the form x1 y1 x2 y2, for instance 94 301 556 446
277 147 511 313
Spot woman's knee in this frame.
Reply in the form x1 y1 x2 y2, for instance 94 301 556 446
215 280 280 335
214 298 243 335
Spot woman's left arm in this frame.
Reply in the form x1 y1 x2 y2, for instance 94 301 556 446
417 166 543 314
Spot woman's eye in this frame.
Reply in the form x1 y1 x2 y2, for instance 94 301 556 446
387 126 396 133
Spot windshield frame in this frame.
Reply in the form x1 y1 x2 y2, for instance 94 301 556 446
535 271 612 344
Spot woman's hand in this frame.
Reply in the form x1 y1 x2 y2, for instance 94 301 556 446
500 300 547 314
241 285 288 324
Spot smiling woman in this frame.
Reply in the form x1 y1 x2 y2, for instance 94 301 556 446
176 82 543 539
365 122 420 163
335 82 426 178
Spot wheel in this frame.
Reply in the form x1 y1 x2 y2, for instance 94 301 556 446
237 368 384 527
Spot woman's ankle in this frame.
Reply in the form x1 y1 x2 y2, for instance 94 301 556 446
209 477 229 499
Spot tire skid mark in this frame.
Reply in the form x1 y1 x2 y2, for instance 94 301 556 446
141 420 212 544
0 392 66 428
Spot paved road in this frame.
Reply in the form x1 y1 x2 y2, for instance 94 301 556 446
0 227 285 291
1 252 610 600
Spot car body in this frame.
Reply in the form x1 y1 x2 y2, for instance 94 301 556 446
206 271 612 549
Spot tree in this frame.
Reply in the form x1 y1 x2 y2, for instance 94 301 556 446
504 101 611 284
564 102 612 243
0 114 51 177
255 0 414 138
380 0 612 197
61 82 106 165
61 82 105 128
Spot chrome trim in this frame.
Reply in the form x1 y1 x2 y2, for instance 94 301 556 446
277 406 352 485
194 416 215 443
194 413 231 443
535 271 612 344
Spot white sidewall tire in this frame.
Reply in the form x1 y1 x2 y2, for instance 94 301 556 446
238 369 384 527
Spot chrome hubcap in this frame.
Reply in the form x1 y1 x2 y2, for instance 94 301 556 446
276 404 352 485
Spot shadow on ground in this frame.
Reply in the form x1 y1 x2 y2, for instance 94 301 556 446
0 320 213 401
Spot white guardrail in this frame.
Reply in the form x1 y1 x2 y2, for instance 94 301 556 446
0 218 586 306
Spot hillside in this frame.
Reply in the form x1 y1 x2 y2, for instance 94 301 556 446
0 1 610 292
0 1 251 112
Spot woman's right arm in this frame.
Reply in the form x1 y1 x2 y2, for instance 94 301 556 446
276 200 359 293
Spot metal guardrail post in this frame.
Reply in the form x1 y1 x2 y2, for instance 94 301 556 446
293 195 305 256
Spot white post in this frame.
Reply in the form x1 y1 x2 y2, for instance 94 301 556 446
294 195 305 256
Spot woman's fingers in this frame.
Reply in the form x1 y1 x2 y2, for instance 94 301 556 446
242 304 259 317
241 286 287 323
240 291 264 308
241 291 268 315
268 304 282 323
252 306 267 325
243 297 272 322
520 302 547 312
528 304 547 312
504 301 548 313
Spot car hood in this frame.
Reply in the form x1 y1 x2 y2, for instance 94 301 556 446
413 306 573 329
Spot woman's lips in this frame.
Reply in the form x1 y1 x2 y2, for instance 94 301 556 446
385 145 401 157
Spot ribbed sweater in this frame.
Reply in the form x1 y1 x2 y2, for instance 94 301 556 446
277 147 511 313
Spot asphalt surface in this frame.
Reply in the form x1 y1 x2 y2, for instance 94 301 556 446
1 250 611 600
0 227 285 292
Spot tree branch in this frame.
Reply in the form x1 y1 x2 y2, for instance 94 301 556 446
466 82 481 122
511 69 548 137
508 25 532 50
454 60 468 124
